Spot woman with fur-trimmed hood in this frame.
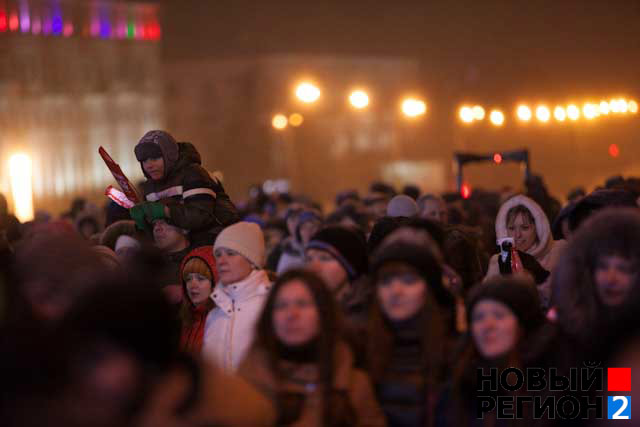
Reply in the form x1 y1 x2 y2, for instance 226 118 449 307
551 208 640 360
485 195 567 306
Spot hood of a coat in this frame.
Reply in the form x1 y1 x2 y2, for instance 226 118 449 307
495 194 552 259
136 131 202 181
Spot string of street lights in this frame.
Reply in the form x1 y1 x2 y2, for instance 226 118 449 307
272 81 638 130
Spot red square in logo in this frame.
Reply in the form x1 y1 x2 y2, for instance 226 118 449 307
607 368 631 392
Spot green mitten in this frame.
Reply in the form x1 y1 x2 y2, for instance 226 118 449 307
129 204 148 231
141 201 167 223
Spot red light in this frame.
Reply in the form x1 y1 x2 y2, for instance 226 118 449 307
0 9 7 32
609 144 620 158
9 10 18 31
148 22 161 40
461 184 472 199
493 153 503 164
63 21 73 37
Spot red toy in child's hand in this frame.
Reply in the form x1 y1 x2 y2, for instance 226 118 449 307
99 146 142 204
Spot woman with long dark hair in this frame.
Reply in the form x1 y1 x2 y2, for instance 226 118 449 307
239 269 385 426
365 239 452 427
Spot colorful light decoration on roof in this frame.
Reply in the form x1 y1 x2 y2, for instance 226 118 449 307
0 0 160 41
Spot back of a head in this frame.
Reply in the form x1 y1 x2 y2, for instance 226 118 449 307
11 234 110 323
367 216 411 255
386 194 418 218
60 274 180 369
568 189 638 233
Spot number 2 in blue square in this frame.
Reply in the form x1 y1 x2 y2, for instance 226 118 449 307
608 396 631 420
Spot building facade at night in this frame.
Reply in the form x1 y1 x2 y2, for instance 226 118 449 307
0 0 162 216
164 54 450 206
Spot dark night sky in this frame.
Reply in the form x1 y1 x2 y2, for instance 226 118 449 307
161 0 640 101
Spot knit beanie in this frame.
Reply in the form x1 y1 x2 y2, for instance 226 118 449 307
306 226 368 280
466 276 545 334
386 194 418 218
214 222 266 268
182 257 214 282
370 241 453 308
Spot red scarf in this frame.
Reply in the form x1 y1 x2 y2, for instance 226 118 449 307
180 302 213 354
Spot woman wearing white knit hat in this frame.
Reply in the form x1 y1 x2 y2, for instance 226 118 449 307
202 221 272 372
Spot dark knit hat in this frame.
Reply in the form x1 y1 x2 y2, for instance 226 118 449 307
306 226 368 280
466 276 545 334
335 190 360 206
370 241 453 308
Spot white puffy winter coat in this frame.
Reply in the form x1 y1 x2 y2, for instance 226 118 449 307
202 269 272 373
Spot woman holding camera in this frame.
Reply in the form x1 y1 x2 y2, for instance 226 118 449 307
484 195 566 306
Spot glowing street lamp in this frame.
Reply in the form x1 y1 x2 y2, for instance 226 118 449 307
599 101 610 115
629 100 638 114
472 105 485 120
9 153 34 222
349 90 369 109
401 98 426 118
288 113 304 127
583 103 598 120
517 105 532 122
489 109 505 126
272 114 288 130
295 82 321 104
554 106 566 122
459 106 474 123
610 99 622 113
618 99 629 113
536 105 551 123
567 104 580 121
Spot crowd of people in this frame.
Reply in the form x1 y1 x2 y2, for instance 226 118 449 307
1 129 639 427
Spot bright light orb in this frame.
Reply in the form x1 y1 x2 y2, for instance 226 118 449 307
349 90 369 109
536 105 551 123
554 106 566 122
472 105 485 120
272 114 288 130
489 110 505 126
517 105 532 122
567 104 580 121
295 82 321 104
288 113 304 127
583 103 598 120
459 106 474 123
402 98 427 118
